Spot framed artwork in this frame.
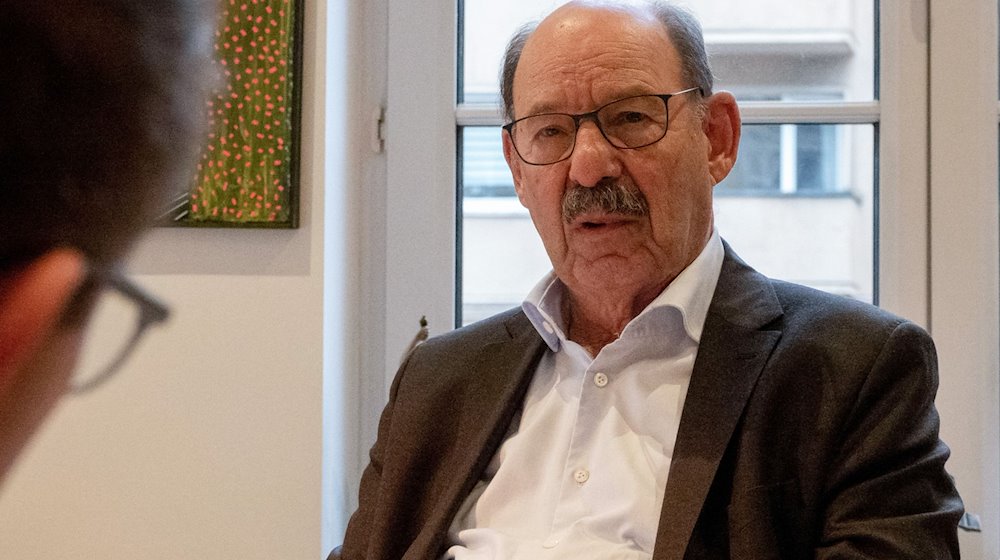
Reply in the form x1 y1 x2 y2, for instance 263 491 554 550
164 0 303 228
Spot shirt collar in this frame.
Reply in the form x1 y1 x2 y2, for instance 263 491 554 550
522 229 724 352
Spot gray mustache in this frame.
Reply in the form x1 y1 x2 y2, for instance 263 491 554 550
562 181 649 224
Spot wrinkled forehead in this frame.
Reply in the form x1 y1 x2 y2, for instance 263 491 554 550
514 2 682 112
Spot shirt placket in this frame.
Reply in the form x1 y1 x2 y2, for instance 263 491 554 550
544 342 613 549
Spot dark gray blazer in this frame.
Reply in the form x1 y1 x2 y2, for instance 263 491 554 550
333 245 963 559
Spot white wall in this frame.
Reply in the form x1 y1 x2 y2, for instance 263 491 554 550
0 0 365 558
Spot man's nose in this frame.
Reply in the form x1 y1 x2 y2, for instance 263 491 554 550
567 120 622 188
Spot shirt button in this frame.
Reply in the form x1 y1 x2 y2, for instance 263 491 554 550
542 321 555 334
593 372 609 387
574 469 590 484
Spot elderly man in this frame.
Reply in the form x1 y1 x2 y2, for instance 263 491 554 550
334 1 963 558
0 0 212 484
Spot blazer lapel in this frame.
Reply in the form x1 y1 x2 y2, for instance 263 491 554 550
652 244 783 560
408 311 547 558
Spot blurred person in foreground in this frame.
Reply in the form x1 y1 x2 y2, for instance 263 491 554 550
0 0 214 485
333 1 963 558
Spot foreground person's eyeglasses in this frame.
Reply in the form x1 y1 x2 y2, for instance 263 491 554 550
71 269 170 394
503 87 703 165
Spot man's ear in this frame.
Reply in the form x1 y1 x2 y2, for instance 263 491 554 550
0 250 86 392
702 91 741 184
502 129 528 206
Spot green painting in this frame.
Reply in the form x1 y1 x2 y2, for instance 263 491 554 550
166 0 301 228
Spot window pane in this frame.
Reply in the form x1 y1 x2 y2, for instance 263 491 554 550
461 194 548 325
720 124 846 194
463 127 515 197
459 124 874 324
796 125 839 192
461 0 875 103
721 125 782 192
715 125 875 302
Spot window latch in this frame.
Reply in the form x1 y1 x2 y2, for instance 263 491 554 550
371 106 385 154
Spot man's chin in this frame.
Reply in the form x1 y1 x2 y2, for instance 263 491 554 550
564 256 664 300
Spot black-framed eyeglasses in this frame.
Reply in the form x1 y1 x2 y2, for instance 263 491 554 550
71 268 170 394
503 87 703 166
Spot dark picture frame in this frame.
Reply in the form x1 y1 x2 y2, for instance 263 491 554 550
163 0 303 228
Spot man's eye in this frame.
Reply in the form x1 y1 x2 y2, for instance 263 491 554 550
616 111 648 124
537 126 569 139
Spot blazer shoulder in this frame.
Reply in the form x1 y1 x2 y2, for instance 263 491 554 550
713 243 919 340
416 307 530 355
769 278 916 332
398 307 539 385
765 279 936 379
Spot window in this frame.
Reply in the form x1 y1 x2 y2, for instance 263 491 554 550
721 120 844 194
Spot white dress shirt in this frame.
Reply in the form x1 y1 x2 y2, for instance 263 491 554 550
443 230 724 560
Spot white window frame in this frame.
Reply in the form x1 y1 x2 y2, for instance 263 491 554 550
369 0 999 555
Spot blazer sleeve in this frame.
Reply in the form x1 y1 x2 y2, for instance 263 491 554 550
330 351 412 560
815 320 963 558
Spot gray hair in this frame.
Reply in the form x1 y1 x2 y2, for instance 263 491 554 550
499 1 714 123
